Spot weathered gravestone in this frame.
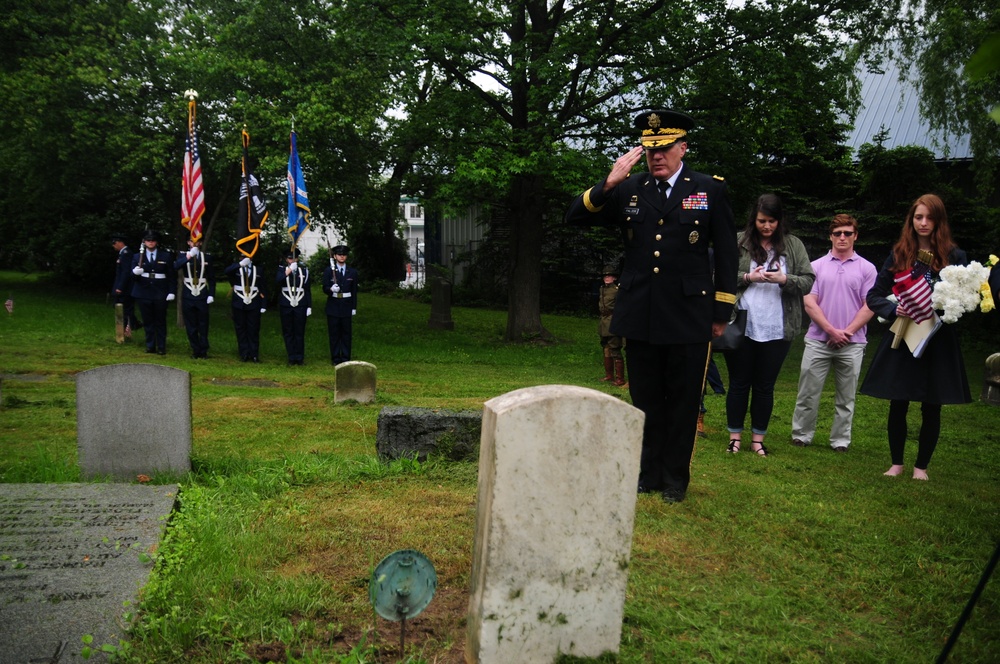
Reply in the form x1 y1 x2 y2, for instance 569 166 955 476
982 352 1000 406
335 361 376 404
427 278 455 330
76 364 191 481
466 385 644 664
0 483 178 661
376 406 481 461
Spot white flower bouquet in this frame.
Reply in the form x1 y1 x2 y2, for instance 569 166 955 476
931 254 997 323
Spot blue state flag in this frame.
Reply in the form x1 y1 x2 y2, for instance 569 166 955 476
286 131 310 248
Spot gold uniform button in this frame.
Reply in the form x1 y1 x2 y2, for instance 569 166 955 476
655 234 662 241
653 267 660 274
695 220 700 225
701 290 707 295
654 251 660 257
626 217 631 222
658 219 664 226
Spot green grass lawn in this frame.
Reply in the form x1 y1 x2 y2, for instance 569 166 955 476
1 270 998 663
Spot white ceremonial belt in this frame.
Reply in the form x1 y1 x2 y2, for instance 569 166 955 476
184 279 207 296
331 292 352 299
141 273 167 279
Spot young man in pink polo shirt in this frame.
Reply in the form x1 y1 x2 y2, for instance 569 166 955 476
791 214 878 452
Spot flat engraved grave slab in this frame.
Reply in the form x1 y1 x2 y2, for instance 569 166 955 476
0 483 178 661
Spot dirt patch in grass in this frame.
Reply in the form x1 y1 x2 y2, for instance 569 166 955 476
276 478 476 662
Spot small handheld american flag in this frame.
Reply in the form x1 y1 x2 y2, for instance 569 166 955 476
890 249 934 349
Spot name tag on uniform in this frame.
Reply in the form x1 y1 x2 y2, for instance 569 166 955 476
624 207 640 216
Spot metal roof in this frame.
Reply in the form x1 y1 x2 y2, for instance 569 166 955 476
846 59 972 160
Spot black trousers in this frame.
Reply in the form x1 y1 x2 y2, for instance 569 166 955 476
232 308 261 360
182 301 210 357
625 339 710 494
136 297 167 352
327 314 353 365
280 306 308 362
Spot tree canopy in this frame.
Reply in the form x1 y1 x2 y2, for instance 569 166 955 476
3 0 996 337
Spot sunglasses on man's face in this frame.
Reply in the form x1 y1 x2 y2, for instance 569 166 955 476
831 230 855 237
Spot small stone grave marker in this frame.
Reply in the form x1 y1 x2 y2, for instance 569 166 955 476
0 483 178 660
427 278 455 330
466 384 644 663
335 361 376 403
76 364 191 481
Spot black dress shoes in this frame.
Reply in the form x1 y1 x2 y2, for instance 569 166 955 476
661 488 687 504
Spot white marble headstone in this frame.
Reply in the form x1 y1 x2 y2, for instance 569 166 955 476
466 385 644 663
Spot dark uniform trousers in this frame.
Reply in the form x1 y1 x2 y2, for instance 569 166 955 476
565 163 738 496
626 339 711 493
276 266 311 363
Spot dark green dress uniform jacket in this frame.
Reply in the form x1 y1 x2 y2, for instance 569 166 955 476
566 164 738 344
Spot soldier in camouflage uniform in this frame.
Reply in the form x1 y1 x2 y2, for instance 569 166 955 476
598 265 626 386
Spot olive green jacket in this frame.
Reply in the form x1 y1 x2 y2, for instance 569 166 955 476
735 232 815 341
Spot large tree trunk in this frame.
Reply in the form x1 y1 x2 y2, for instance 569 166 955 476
504 173 551 341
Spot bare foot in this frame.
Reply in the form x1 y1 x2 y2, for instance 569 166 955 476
883 464 905 476
912 468 929 481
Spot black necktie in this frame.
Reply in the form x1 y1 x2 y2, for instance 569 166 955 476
658 181 670 204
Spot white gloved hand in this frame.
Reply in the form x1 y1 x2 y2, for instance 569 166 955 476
260 308 266 314
331 283 341 293
187 247 200 258
288 262 298 272
207 296 214 304
132 266 143 276
306 307 312 316
352 309 356 316
239 257 251 267
166 293 176 302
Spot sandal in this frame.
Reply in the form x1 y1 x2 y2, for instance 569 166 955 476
751 441 769 457
727 438 741 454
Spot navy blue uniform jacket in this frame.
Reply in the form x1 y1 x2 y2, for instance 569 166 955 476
322 265 358 317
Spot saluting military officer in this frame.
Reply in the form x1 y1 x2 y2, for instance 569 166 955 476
130 230 175 355
275 248 312 365
565 109 738 503
173 238 216 359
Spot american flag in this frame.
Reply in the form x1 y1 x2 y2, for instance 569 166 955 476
181 96 205 243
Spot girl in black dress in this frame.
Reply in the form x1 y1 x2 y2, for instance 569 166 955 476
860 194 972 480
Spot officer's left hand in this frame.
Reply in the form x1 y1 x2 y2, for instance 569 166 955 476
306 307 312 316
166 293 176 302
352 309 357 316
207 296 214 304
260 308 266 314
